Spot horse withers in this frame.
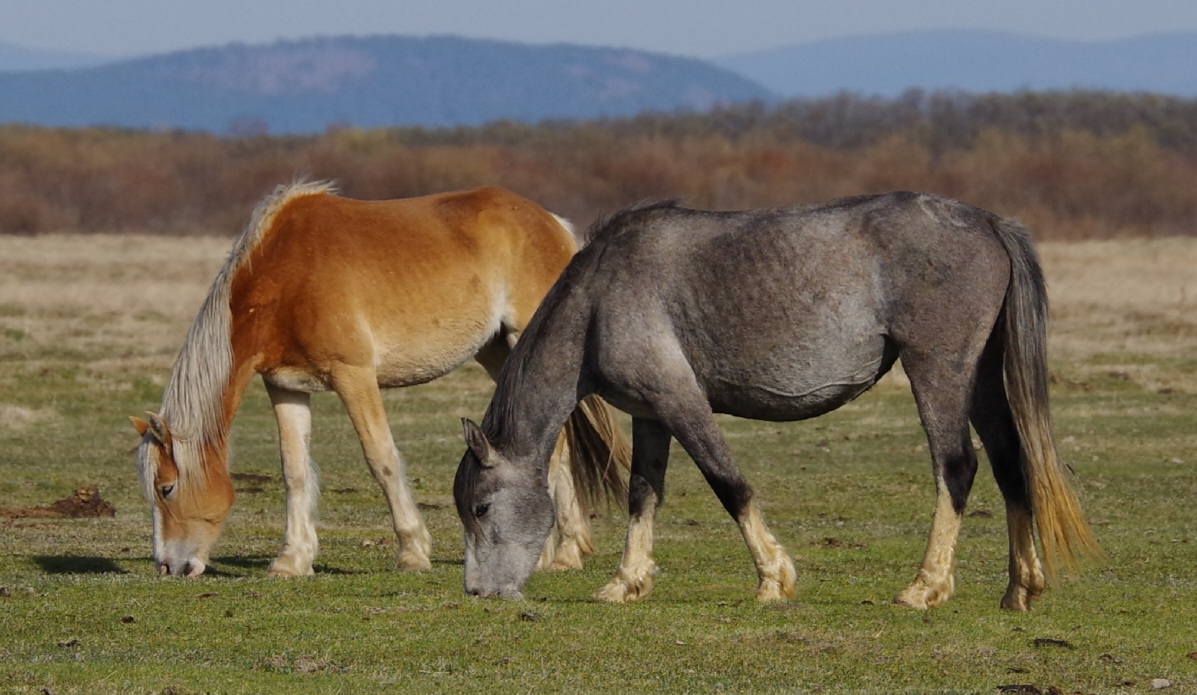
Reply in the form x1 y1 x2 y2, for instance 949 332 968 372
454 192 1102 608
132 182 628 578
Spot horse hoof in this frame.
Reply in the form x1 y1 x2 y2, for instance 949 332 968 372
396 548 432 571
267 560 314 578
756 558 797 602
894 586 941 609
547 545 585 571
594 580 651 604
1000 586 1039 612
755 580 794 602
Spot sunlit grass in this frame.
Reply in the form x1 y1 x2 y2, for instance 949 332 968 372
1 235 1196 693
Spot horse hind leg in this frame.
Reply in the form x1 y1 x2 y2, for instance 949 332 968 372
265 382 319 577
894 358 979 610
971 345 1045 611
331 364 432 571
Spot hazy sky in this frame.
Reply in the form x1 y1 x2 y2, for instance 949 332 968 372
3 0 1197 59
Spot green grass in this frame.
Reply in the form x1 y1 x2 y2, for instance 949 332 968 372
3 330 1197 693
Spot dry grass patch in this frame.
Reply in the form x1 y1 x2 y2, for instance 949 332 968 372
2 232 1196 694
0 234 229 371
1041 237 1197 358
0 403 55 429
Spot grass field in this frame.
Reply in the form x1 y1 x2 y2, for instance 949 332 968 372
1 233 1195 694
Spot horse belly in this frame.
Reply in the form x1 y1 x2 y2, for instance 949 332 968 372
258 294 500 391
706 341 894 422
373 341 482 388
263 330 487 391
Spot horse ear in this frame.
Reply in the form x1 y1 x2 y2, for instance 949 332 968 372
143 412 172 450
461 418 494 467
130 415 150 437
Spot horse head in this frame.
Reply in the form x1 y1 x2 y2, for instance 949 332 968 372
453 418 554 599
132 412 234 577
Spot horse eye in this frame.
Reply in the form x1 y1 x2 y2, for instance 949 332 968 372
474 503 490 518
159 484 175 499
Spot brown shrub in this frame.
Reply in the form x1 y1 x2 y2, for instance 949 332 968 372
3 91 1197 240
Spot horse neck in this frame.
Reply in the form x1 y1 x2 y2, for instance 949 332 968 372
485 310 589 465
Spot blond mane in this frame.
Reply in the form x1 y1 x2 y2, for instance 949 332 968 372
153 180 336 484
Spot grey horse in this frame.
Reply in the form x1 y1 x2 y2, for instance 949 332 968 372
454 192 1101 609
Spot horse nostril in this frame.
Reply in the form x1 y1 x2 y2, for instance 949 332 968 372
158 563 170 576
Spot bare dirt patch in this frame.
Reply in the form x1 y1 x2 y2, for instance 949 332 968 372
0 486 116 519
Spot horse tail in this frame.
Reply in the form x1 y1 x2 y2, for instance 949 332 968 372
551 213 585 251
561 395 631 514
991 216 1103 582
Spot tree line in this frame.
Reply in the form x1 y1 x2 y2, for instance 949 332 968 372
2 89 1196 240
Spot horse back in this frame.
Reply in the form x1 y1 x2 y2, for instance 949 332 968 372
228 185 575 386
578 193 1015 420
587 193 1013 333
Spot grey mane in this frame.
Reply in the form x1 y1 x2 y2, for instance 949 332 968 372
582 199 683 245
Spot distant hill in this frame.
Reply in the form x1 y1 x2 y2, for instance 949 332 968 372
0 40 114 71
717 30 1197 97
0 35 772 134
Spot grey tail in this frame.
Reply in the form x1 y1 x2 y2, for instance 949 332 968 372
991 216 1104 582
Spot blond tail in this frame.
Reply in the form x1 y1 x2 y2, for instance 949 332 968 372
994 217 1104 582
560 394 630 516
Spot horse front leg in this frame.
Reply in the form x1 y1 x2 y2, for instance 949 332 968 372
332 365 432 571
595 418 670 603
672 410 796 602
737 502 797 602
265 382 318 577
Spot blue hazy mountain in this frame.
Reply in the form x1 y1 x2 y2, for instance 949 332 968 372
716 30 1197 98
0 35 772 134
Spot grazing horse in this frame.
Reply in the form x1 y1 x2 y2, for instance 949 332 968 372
454 192 1102 608
132 181 628 577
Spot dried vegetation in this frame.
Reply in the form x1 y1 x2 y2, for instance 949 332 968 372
3 91 1197 241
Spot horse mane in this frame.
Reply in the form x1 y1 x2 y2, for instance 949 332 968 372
481 199 684 446
155 180 336 482
582 199 682 246
459 201 640 522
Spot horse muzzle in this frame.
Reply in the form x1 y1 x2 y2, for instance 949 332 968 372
158 559 206 577
466 585 524 600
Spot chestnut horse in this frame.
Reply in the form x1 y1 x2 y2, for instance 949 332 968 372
132 181 628 577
